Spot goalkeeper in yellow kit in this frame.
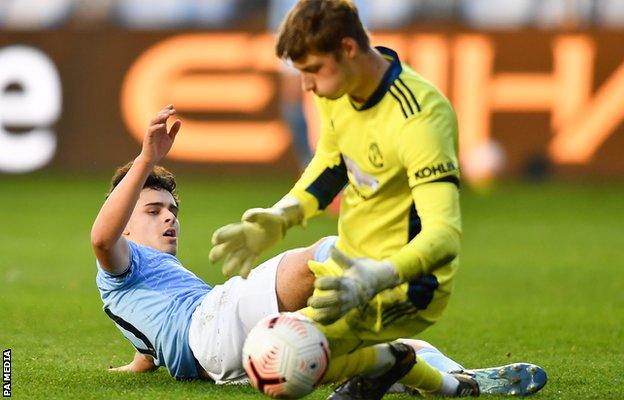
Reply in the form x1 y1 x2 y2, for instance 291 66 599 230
210 1 546 398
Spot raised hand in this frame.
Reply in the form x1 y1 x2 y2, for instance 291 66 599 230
140 104 181 165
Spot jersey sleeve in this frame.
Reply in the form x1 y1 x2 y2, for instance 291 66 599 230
390 182 461 281
390 109 461 280
96 241 140 291
398 108 460 189
287 97 348 221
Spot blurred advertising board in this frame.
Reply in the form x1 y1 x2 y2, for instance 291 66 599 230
1 30 623 180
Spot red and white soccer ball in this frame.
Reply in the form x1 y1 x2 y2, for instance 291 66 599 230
242 312 330 399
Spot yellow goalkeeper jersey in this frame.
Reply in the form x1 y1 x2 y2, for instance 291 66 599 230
289 47 460 288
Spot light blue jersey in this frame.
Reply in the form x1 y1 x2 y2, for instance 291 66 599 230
96 241 211 379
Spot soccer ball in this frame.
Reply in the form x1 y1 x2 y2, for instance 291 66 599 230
242 312 330 399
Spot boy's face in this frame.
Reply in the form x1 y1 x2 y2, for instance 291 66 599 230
293 52 353 100
124 188 179 255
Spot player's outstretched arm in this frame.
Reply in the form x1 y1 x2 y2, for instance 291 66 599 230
209 196 304 278
109 352 159 373
91 105 181 275
210 100 344 279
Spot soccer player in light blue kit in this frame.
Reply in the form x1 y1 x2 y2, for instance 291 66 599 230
91 104 317 380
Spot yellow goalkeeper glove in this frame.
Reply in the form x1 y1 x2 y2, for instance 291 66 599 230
307 246 401 325
209 196 303 278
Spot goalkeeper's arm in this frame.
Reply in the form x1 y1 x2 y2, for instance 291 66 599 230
209 156 346 278
389 112 462 282
209 116 345 278
307 181 460 324
389 181 461 282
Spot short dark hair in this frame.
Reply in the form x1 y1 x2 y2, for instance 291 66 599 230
276 0 370 62
107 162 179 204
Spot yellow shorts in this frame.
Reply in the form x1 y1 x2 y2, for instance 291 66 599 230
300 257 456 356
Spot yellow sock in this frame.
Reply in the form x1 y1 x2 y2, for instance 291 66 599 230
322 345 390 383
399 355 444 392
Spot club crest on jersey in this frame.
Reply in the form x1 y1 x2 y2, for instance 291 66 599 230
368 143 384 168
344 156 379 191
414 161 457 180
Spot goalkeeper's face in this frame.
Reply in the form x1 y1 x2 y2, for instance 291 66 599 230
293 52 354 100
124 188 180 255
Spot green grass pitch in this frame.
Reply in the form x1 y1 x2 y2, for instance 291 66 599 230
0 173 622 399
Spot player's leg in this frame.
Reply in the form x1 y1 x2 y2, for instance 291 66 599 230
399 338 465 372
231 238 330 341
320 338 545 397
321 340 477 399
298 238 469 397
396 339 547 397
273 238 327 311
321 343 398 382
394 339 475 397
313 295 477 396
237 234 333 312
280 240 544 396
189 238 332 383
305 312 469 396
188 249 301 382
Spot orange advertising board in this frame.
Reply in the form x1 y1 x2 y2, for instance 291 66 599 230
1 30 623 179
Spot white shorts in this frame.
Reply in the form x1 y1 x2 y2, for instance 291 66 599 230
188 253 283 384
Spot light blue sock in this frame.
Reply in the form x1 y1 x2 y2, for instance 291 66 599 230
417 347 464 373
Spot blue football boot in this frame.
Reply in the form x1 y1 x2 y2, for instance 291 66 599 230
462 363 547 396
